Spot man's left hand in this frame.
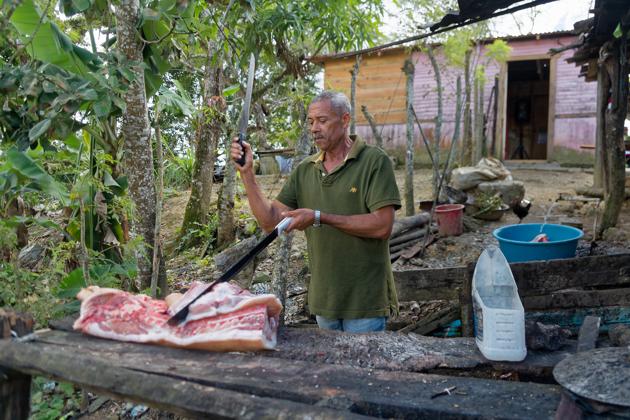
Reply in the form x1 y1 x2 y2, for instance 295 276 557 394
281 209 316 232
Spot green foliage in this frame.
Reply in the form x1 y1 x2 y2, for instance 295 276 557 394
31 377 82 420
1 148 69 205
8 0 102 75
485 39 512 64
443 30 473 68
163 143 194 189
0 61 132 151
176 212 219 253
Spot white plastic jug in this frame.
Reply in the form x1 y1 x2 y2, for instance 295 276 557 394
472 246 527 362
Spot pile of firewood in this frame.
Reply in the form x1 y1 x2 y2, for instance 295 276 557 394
389 213 437 261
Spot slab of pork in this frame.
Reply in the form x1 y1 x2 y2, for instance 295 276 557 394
73 282 282 351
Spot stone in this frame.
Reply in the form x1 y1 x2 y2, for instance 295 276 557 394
609 324 630 347
17 243 47 270
476 180 526 207
525 320 571 351
602 227 629 242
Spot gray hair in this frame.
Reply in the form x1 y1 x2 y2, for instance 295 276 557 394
311 90 351 117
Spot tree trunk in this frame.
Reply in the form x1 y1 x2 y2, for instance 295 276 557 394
181 43 225 242
599 35 629 236
490 76 499 157
349 56 361 136
216 144 236 248
461 50 473 166
427 46 442 197
150 108 167 298
116 0 160 291
360 105 383 148
478 75 486 158
272 100 312 326
446 76 463 184
472 74 482 163
403 58 415 217
593 60 609 189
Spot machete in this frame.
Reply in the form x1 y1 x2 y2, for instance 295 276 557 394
167 217 292 326
234 53 256 166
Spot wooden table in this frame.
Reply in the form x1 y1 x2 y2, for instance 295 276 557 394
0 320 565 419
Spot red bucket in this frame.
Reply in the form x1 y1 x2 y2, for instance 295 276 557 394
435 204 465 237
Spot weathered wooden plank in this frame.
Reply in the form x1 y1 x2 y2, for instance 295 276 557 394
511 254 630 295
522 288 630 310
394 254 630 302
394 266 468 300
0 330 562 419
0 336 364 420
526 306 630 334
48 320 575 379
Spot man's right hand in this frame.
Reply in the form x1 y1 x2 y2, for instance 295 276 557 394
231 137 253 172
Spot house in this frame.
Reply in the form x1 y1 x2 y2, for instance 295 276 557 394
316 31 598 166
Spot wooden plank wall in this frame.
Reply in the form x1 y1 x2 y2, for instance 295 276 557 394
323 50 408 125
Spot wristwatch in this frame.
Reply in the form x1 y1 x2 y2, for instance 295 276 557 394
313 210 321 227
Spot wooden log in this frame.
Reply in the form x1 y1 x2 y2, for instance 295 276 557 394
400 234 437 261
389 226 431 247
398 305 459 335
575 186 630 199
0 329 562 419
390 213 430 239
0 310 33 420
390 236 426 254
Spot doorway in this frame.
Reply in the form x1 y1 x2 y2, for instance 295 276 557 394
505 59 550 160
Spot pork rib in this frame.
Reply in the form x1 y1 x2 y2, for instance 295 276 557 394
73 283 282 351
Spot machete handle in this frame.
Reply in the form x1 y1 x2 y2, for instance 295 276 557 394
235 132 247 166
276 217 293 235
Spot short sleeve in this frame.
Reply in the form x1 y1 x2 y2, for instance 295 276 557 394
276 168 298 209
365 153 401 212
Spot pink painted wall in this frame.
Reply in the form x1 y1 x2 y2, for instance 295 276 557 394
356 35 598 163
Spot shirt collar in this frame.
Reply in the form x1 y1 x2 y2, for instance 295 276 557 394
308 135 366 164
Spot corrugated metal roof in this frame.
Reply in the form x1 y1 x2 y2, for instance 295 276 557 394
313 30 576 63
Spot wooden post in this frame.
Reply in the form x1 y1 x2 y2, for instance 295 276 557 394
349 56 361 136
593 60 609 189
427 46 442 197
403 57 415 217
459 264 475 337
599 32 629 235
462 50 473 166
0 309 34 420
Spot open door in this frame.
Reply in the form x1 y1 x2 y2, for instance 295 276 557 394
505 59 550 160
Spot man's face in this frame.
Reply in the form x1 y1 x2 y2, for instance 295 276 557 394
307 99 349 152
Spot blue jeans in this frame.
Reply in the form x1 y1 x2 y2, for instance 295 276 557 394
316 315 387 332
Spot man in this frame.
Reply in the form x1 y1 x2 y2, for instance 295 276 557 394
231 91 400 332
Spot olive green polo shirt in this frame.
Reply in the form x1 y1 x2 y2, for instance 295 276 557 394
276 136 401 319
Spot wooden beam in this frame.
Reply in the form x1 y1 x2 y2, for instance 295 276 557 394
522 288 630 310
0 330 563 419
526 306 630 334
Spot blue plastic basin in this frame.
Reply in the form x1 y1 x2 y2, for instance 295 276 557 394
492 223 584 263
